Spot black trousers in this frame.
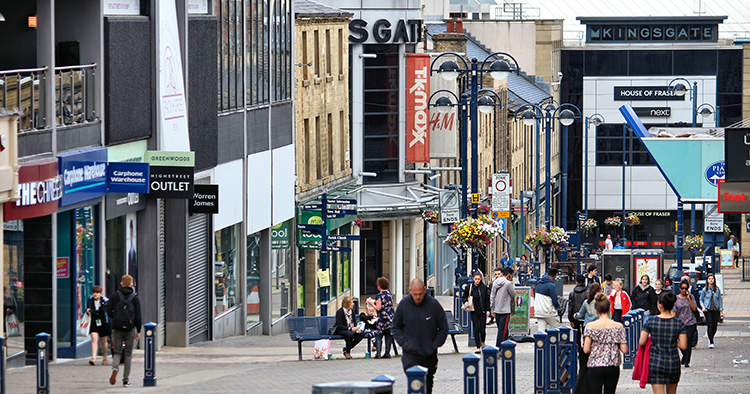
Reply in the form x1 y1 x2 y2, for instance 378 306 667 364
612 309 623 323
470 312 486 348
402 353 438 394
574 348 590 394
681 324 697 365
705 310 720 344
340 330 364 353
588 366 620 394
495 313 510 347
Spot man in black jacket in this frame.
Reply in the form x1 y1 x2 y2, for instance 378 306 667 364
568 275 588 333
105 275 142 387
393 278 449 394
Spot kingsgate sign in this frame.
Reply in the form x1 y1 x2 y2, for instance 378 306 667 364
406 54 430 163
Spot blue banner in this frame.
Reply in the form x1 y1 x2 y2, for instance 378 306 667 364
58 148 108 206
108 162 150 194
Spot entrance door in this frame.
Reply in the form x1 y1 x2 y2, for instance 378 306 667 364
359 222 382 295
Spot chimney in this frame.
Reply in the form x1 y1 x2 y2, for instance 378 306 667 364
433 29 468 54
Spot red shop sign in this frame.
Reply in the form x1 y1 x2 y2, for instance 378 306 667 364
4 158 62 220
406 53 430 163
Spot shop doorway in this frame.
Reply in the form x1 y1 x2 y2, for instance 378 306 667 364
359 221 382 295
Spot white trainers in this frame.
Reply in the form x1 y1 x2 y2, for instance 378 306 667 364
708 343 715 349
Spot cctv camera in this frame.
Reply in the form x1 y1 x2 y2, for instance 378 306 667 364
557 72 563 80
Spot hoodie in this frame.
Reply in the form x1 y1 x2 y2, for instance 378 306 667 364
490 276 516 315
392 293 449 361
568 284 588 323
105 286 142 333
534 275 559 318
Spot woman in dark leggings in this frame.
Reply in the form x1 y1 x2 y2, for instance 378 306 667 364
583 293 628 394
463 270 490 353
700 274 724 349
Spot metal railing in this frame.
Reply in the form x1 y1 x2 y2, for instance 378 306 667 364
742 257 750 282
55 63 97 127
0 66 47 131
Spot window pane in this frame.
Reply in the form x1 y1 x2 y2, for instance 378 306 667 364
215 224 240 316
584 50 627 76
628 50 672 75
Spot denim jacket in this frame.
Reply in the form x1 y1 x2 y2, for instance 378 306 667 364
700 287 723 311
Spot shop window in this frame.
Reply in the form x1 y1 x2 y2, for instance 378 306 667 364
215 223 240 316
3 220 24 358
247 232 261 327
271 220 292 322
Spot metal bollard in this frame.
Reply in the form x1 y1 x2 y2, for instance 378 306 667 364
372 374 396 386
482 345 499 394
406 365 428 394
546 328 561 394
0 336 6 394
280 283 289 316
558 326 577 393
500 340 517 394
462 353 481 394
533 331 548 394
622 313 634 369
144 322 158 386
320 302 329 336
427 286 435 298
297 307 306 317
36 332 51 394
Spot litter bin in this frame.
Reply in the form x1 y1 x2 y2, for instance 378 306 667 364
555 276 564 297
312 382 393 394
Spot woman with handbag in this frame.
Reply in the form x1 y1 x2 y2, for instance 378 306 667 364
86 286 110 365
700 274 724 349
673 280 698 368
463 270 490 354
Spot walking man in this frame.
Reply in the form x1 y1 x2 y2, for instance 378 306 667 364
586 265 600 288
534 268 561 331
490 267 516 345
106 275 142 387
392 278 449 394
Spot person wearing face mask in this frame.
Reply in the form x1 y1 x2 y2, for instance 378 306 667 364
631 275 657 320
608 280 631 323
673 280 698 367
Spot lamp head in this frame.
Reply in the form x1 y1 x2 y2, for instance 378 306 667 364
438 60 460 81
434 96 453 114
671 82 688 97
590 114 604 127
521 109 537 126
699 107 713 118
489 59 511 81
559 109 575 126
477 96 495 114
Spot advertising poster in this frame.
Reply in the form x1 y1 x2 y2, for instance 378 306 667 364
720 249 733 267
635 257 658 285
126 212 138 285
56 257 69 279
509 286 531 336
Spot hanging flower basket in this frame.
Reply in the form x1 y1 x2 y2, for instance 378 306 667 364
685 235 703 254
624 213 640 226
524 226 569 251
421 210 439 224
604 216 622 227
477 204 491 216
724 224 731 236
352 218 364 228
444 215 501 250
580 218 598 231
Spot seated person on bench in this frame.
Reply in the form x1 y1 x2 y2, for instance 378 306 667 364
335 296 364 359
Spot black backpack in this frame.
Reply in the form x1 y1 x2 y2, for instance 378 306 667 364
112 289 137 331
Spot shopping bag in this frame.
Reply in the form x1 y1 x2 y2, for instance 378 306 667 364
77 314 91 336
5 313 21 337
313 339 331 360
461 284 475 312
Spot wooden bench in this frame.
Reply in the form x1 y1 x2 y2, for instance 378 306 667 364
445 310 462 353
288 315 399 360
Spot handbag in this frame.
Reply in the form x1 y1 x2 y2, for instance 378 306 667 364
5 313 21 337
313 338 331 360
694 308 705 323
461 284 475 312
77 314 91 336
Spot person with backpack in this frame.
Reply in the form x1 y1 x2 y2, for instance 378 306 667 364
105 275 142 387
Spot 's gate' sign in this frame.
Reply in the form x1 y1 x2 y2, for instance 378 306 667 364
406 54 430 163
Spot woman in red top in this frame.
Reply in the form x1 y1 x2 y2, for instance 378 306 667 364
608 280 631 323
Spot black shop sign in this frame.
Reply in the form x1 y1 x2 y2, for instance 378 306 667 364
633 107 671 117
614 87 684 101
189 184 219 214
149 166 194 198
724 128 750 182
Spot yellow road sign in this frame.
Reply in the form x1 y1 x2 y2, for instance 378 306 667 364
471 193 480 204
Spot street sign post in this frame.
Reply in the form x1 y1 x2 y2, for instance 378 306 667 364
491 173 511 213
704 203 724 233
440 190 460 224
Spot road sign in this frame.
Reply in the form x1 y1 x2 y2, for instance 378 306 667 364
300 242 321 249
496 218 505 232
471 193 480 204
439 190 460 224
326 235 361 241
297 224 325 231
704 203 724 233
492 211 510 219
327 198 356 205
327 209 357 216
491 173 511 212
300 204 322 210
513 206 529 213
578 212 587 223
324 245 352 252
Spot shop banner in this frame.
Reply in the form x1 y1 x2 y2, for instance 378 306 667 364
4 158 61 220
271 221 291 249
149 166 194 198
429 76 458 158
406 53 430 163
157 0 190 151
145 150 195 167
108 162 150 194
58 148 108 207
189 184 219 214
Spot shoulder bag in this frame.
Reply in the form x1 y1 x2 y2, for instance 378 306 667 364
461 284 475 312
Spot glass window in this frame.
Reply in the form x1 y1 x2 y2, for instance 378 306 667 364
271 0 291 101
214 223 240 316
74 207 97 343
628 50 672 75
595 124 654 166
3 220 24 357
584 50 627 76
674 50 717 76
217 0 245 111
271 228 292 321
363 46 400 183
338 226 351 293
247 231 261 327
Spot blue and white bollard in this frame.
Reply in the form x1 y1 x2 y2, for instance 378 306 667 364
533 331 548 394
406 365 428 394
36 332 51 394
482 345 499 394
372 374 395 387
622 313 634 369
545 328 561 394
144 322 158 386
558 326 577 393
500 340 517 394
0 336 6 394
462 353 481 394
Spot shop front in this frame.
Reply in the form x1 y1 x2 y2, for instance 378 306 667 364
3 157 62 365
56 148 107 358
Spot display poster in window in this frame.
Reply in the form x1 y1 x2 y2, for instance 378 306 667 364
508 286 530 336
56 257 69 279
317 269 331 287
720 249 733 267
104 0 140 15
126 212 138 285
634 257 658 285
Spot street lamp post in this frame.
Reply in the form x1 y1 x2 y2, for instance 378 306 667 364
430 52 520 269
584 114 605 218
622 124 627 245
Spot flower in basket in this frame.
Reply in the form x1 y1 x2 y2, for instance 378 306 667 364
352 218 364 227
421 210 439 224
444 215 501 250
477 204 490 215
724 224 731 236
604 216 622 227
524 226 569 251
624 213 640 226
685 235 703 254
580 218 597 231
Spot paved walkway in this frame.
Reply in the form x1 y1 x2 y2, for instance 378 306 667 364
6 268 750 393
